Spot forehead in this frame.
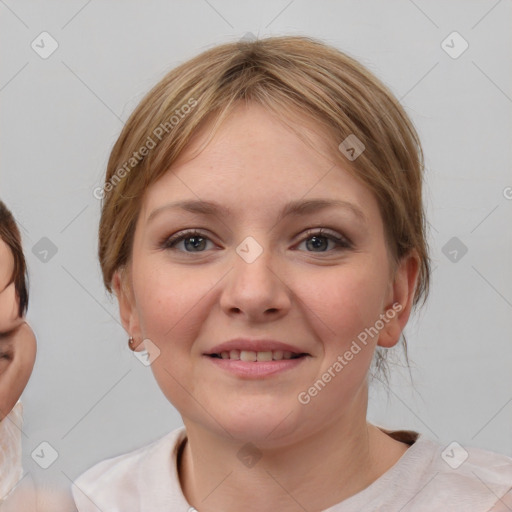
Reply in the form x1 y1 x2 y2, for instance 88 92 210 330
140 104 380 225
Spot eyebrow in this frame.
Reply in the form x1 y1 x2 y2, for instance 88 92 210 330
147 198 367 225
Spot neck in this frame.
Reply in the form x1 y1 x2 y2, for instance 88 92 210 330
178 391 402 511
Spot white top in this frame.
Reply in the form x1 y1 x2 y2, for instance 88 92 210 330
72 426 512 512
0 401 24 502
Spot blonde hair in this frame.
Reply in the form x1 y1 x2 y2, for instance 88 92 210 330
98 35 430 381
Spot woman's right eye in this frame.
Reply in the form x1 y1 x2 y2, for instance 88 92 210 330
160 230 216 253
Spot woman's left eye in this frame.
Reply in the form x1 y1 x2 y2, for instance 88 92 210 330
160 228 351 254
296 229 352 253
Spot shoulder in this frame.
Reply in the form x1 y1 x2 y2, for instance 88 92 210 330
366 427 512 511
409 436 512 510
72 427 187 512
431 439 512 484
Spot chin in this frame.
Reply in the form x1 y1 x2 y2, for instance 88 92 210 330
215 400 303 444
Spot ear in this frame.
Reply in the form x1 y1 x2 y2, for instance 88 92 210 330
377 250 420 348
112 268 144 352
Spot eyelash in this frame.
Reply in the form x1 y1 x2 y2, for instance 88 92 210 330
160 228 352 254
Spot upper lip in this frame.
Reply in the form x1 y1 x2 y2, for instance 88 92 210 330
204 338 309 356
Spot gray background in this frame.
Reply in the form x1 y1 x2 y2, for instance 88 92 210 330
1 0 511 492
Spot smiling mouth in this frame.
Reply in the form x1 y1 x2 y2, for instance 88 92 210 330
208 350 308 362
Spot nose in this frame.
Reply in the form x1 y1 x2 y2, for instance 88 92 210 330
219 241 292 323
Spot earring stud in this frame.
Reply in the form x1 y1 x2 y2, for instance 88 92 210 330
128 336 134 345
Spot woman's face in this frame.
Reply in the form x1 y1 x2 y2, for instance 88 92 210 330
0 236 36 419
0 237 18 332
117 104 417 444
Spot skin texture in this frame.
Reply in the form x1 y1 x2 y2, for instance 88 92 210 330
0 237 20 336
114 103 420 511
0 322 36 421
0 241 72 511
0 237 36 421
0 237 15 296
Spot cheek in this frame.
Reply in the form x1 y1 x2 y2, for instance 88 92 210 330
0 244 14 291
131 263 210 409
293 263 388 412
132 259 214 345
306 261 388 334
0 358 10 376
0 283 21 329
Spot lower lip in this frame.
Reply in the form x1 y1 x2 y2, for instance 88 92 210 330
204 355 307 378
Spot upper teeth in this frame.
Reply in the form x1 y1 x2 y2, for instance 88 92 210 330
219 350 296 361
